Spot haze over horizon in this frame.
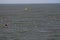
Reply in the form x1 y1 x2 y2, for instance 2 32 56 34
0 0 60 4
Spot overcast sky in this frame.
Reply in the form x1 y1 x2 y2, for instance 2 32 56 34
0 0 60 4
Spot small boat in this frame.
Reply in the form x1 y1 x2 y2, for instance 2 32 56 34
24 7 28 11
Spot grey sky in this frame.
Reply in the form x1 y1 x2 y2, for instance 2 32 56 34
0 0 60 4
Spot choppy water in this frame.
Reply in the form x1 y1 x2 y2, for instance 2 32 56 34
0 4 60 40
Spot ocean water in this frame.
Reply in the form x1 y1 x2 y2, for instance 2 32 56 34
0 4 60 40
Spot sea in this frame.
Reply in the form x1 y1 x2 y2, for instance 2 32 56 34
0 4 60 40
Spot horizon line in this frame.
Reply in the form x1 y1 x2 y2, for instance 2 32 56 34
0 3 60 4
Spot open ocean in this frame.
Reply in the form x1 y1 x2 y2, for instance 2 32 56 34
0 4 60 40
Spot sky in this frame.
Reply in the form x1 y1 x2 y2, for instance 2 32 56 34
0 0 60 4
